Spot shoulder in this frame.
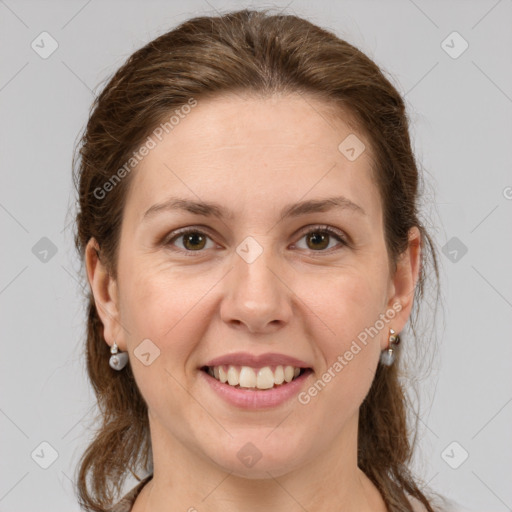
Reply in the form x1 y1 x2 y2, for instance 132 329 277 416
408 495 429 512
110 474 153 512
408 493 477 512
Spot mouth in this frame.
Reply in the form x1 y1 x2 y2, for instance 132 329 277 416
200 364 312 390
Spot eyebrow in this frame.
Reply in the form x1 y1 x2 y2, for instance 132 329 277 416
142 195 366 223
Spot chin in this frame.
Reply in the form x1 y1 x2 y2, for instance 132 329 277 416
205 434 308 479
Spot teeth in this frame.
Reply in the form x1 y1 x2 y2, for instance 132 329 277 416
218 366 228 383
284 365 294 383
227 366 239 386
274 365 285 384
239 367 256 388
256 367 275 389
207 364 304 390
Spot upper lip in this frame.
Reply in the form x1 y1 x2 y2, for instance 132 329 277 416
203 352 311 368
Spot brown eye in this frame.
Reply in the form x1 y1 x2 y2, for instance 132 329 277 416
182 232 207 250
305 232 330 250
295 226 347 252
167 229 214 252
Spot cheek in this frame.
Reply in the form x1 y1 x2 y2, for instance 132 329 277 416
122 262 197 332
302 265 388 349
119 263 224 367
298 265 387 395
294 273 385 423
118 267 216 417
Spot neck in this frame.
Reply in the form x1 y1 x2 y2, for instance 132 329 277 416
135 414 386 512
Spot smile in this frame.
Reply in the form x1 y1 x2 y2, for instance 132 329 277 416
202 365 307 390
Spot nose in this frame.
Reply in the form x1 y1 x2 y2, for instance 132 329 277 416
220 245 293 334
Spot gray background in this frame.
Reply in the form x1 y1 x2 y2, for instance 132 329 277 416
1 0 511 510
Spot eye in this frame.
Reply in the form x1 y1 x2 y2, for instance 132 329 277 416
293 225 348 252
165 228 215 252
164 225 348 255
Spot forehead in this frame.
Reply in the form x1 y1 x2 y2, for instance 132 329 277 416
123 93 380 223
154 92 368 154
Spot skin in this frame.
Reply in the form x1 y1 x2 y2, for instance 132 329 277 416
86 92 421 512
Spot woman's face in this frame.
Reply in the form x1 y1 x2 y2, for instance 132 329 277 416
87 93 419 478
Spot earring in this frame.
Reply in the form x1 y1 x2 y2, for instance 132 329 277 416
380 329 401 366
109 341 129 371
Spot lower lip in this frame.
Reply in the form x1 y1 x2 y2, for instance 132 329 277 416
200 369 312 409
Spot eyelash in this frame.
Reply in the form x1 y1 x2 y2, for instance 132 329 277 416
163 225 349 256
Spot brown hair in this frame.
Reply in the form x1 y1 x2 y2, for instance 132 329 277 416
73 8 440 511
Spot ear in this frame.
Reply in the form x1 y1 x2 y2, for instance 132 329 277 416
383 226 422 348
85 238 127 351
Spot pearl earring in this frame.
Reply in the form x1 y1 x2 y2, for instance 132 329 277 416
380 329 400 366
109 341 129 370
